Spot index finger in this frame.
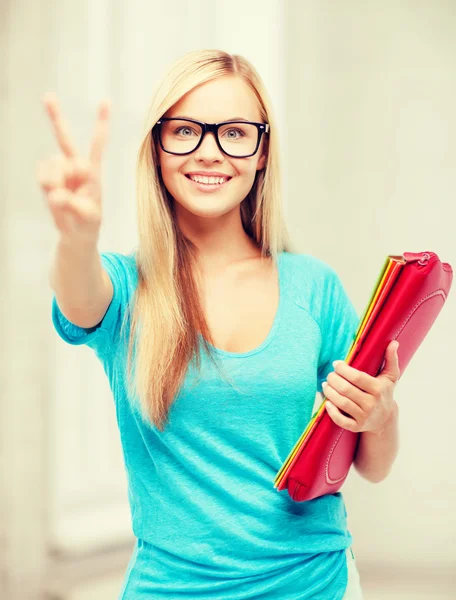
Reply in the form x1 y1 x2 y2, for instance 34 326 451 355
43 93 78 158
89 100 111 168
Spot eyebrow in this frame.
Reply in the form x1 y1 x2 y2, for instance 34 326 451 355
170 116 251 122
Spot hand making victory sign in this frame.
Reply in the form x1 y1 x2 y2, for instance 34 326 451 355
322 340 401 436
37 93 111 244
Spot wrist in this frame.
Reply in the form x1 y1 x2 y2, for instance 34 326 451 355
57 232 99 254
368 402 399 437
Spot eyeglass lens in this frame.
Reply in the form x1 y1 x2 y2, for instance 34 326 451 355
160 120 259 157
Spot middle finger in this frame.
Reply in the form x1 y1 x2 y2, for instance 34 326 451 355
326 371 367 410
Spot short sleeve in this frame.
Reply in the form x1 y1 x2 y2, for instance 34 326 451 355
51 251 137 358
316 268 360 393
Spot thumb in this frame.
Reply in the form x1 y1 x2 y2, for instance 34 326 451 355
379 341 401 384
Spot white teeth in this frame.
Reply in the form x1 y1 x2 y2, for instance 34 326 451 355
188 175 229 185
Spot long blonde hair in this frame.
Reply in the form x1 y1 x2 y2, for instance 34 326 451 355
123 49 294 431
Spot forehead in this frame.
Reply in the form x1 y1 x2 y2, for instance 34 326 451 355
166 76 262 123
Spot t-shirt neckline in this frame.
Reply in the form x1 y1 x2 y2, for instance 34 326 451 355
201 251 286 359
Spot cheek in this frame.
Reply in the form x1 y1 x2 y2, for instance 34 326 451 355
160 159 185 187
231 158 259 180
240 163 262 188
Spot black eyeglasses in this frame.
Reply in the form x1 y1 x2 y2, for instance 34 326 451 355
152 117 269 158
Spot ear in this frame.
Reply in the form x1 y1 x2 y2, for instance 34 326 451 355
256 137 269 171
256 154 266 170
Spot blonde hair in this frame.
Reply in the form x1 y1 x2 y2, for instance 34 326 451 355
123 49 294 431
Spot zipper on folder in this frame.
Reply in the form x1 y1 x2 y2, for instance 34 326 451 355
418 253 431 265
403 252 431 265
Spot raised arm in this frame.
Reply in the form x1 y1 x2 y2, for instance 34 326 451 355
38 94 113 329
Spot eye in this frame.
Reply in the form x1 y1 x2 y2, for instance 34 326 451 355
174 126 198 137
222 128 245 139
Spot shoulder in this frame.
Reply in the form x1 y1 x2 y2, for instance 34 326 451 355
100 249 139 291
280 250 339 289
280 251 358 347
100 249 138 271
280 250 352 316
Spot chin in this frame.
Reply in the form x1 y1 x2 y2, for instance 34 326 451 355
174 197 241 220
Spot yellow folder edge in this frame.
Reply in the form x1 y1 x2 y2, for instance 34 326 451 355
274 255 397 489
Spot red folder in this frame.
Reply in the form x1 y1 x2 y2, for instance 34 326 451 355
274 251 453 502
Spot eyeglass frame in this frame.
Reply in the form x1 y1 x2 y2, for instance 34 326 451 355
152 117 270 159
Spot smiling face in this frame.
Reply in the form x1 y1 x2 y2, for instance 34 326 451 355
156 75 268 223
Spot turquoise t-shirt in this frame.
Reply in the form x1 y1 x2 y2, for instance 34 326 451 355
52 250 360 599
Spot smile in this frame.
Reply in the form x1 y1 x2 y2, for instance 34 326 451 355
184 174 232 192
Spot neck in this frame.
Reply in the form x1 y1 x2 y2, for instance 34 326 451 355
175 205 261 271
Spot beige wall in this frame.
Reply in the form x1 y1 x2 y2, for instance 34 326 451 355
285 0 456 571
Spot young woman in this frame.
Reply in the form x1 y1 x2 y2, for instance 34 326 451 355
38 49 400 599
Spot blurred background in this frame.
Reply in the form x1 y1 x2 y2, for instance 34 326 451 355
1 0 455 598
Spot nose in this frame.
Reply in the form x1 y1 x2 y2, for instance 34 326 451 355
194 131 224 161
